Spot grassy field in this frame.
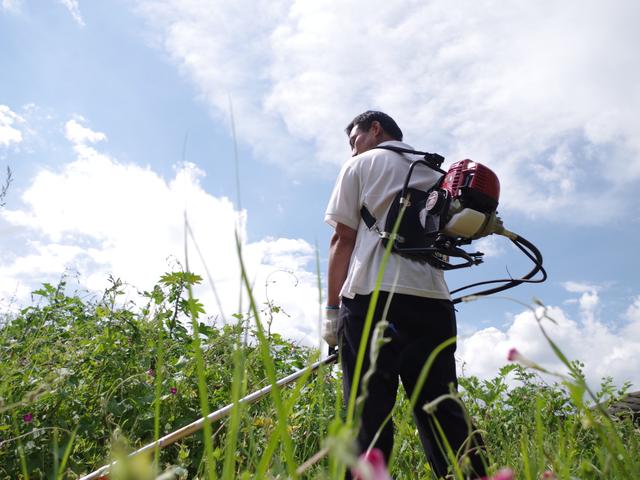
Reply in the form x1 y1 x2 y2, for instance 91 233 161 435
1 269 639 479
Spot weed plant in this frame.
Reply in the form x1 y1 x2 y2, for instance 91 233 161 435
1 274 639 479
0 274 335 478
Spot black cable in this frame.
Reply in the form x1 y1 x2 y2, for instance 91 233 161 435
450 234 546 302
450 237 545 294
452 234 546 296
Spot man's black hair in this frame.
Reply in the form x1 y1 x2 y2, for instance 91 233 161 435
345 110 403 141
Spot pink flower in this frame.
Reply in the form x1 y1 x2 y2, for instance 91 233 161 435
492 468 515 480
351 448 392 480
170 387 177 395
506 348 538 369
507 348 520 362
480 468 515 480
23 413 33 423
542 471 557 479
147 368 155 377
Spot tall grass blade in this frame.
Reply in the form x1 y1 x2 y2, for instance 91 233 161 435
184 212 217 480
153 310 166 476
234 231 297 479
14 415 29 480
227 96 244 324
221 344 247 480
534 395 545 474
185 218 227 323
257 351 319 477
56 426 78 480
432 416 464 480
227 95 242 213
53 427 59 479
520 434 532 480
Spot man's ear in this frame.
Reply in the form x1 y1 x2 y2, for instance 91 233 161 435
370 121 383 137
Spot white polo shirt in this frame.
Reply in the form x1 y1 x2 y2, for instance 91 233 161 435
325 140 451 300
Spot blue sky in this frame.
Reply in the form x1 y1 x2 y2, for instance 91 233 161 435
2 0 640 389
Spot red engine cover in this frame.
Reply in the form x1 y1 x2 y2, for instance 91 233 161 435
441 159 500 211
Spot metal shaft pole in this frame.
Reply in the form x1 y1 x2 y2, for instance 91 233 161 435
80 353 338 480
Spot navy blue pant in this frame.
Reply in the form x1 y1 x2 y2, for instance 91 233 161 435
339 292 486 479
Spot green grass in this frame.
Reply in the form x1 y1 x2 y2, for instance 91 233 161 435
1 273 639 479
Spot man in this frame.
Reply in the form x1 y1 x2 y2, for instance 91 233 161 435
324 111 486 478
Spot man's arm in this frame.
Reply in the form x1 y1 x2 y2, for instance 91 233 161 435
327 222 357 306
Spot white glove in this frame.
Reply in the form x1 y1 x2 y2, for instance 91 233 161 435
322 307 340 347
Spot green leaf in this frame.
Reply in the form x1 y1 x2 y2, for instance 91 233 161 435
159 272 183 286
184 298 206 319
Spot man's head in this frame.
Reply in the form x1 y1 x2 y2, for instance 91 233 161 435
345 111 403 156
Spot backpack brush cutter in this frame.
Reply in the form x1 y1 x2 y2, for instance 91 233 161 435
361 145 547 298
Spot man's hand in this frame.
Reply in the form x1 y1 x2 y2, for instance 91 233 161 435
322 307 340 347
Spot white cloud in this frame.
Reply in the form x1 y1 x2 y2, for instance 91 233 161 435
0 105 24 147
64 118 107 145
59 0 85 27
563 281 599 294
623 296 640 339
1 0 21 12
0 117 323 346
562 281 600 323
472 236 504 259
457 298 640 391
135 0 640 224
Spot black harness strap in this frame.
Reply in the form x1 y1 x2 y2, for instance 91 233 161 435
360 205 377 230
374 145 447 174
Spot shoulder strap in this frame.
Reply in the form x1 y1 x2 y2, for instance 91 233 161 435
360 204 377 230
374 145 446 174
